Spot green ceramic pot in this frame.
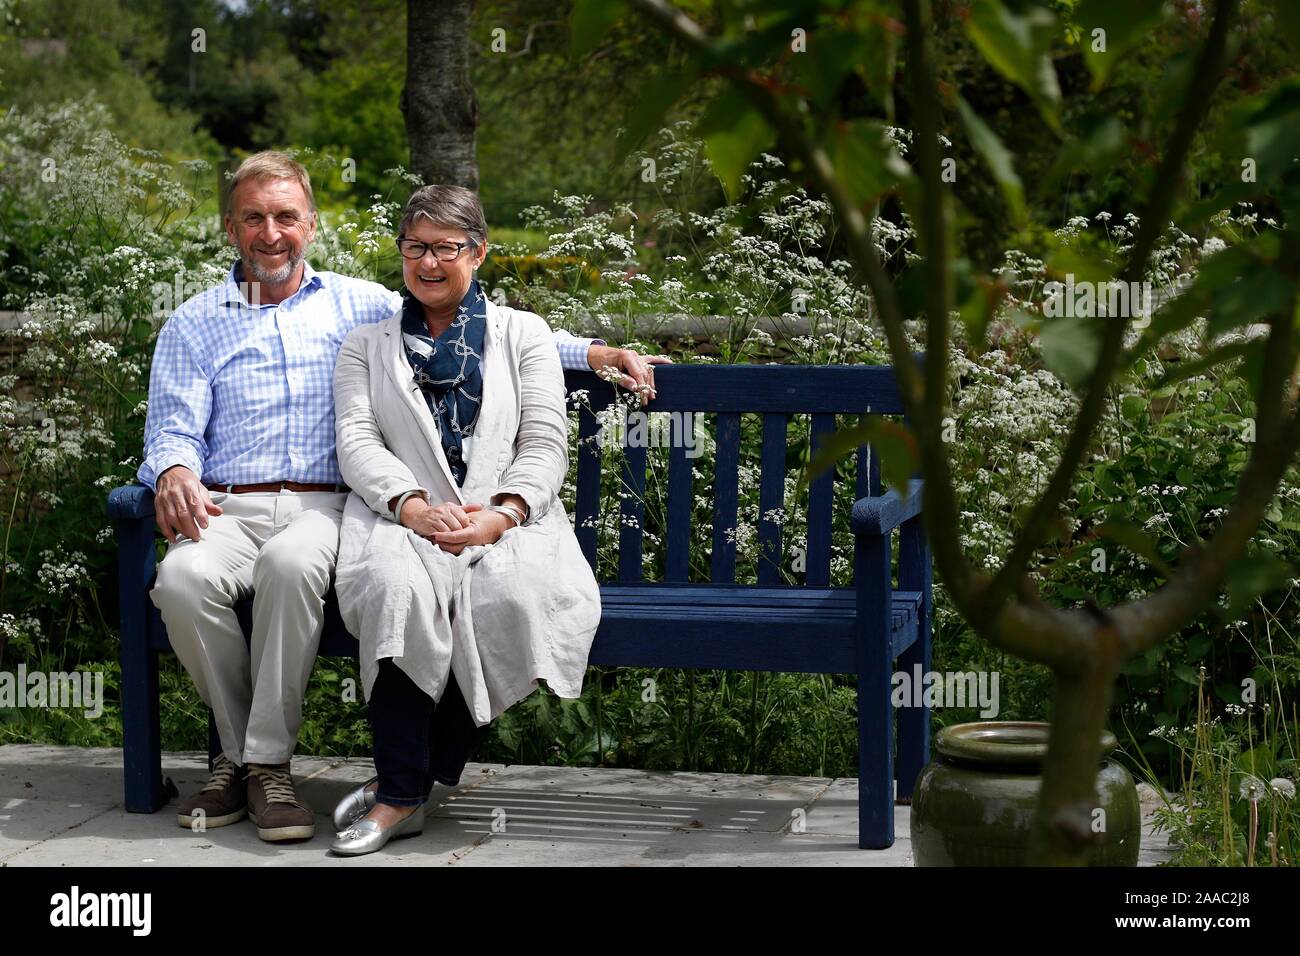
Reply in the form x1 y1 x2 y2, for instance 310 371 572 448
910 721 1141 866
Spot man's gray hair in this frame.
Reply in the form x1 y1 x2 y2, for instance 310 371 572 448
226 150 315 218
398 185 488 247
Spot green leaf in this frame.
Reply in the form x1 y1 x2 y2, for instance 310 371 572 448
1121 395 1147 420
1039 314 1104 389
1122 650 1158 677
1041 115 1124 193
790 26 870 105
958 273 1004 350
955 95 1025 226
1155 340 1259 388
965 0 1061 133
1074 0 1168 89
571 0 627 57
1224 553 1293 616
697 87 775 201
1243 80 1300 185
828 120 910 208
801 417 918 495
1236 743 1278 783
1207 261 1294 337
615 63 699 159
1045 244 1114 286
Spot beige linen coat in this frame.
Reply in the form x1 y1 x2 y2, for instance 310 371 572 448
332 300 601 726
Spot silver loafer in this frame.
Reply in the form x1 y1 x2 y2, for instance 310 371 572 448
330 805 425 856
332 776 379 831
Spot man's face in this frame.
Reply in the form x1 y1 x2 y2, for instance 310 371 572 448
223 176 317 287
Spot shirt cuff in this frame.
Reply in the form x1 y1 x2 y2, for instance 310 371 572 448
558 336 606 371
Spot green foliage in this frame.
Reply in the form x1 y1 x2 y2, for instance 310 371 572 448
1136 672 1298 867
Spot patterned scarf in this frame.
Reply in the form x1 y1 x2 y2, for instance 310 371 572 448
401 279 487 486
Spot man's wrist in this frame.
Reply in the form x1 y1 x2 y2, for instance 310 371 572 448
585 340 611 371
157 464 195 487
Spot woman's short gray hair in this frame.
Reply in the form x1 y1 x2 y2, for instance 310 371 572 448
398 185 488 247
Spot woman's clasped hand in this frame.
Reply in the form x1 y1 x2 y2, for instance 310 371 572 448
396 498 512 555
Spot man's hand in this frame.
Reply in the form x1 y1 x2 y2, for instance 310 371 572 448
155 465 223 543
430 507 512 555
588 344 672 407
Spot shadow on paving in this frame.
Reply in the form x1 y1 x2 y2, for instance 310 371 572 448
0 745 1172 866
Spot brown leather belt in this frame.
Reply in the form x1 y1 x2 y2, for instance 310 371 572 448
204 481 349 494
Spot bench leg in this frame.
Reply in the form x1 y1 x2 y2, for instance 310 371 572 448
894 634 930 802
856 533 895 849
121 641 167 813
857 661 896 849
896 516 932 802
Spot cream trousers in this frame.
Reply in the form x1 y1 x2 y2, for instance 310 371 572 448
149 490 347 765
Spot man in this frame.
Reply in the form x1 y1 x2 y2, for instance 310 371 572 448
141 151 665 841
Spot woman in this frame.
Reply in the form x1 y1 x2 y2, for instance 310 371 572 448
328 185 601 855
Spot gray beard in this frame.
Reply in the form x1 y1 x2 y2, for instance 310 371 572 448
243 249 304 286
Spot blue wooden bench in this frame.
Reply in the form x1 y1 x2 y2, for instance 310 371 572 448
108 363 931 849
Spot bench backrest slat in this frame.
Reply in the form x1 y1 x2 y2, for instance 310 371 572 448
757 413 788 584
711 412 742 583
575 401 602 569
805 413 837 587
857 417 881 498
618 409 648 582
665 439 692 582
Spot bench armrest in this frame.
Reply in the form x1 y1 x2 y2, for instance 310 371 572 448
107 484 156 521
851 479 924 536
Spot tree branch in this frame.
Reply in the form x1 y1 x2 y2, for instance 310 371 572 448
1114 255 1300 652
980 0 1241 616
627 0 987 612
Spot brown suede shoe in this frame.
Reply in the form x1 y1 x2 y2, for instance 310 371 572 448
247 762 316 842
176 754 248 830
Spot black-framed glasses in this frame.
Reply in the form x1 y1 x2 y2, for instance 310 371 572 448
396 237 475 261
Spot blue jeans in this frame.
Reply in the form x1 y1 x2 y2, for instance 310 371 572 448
368 658 493 807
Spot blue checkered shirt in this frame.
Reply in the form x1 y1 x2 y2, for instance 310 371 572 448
137 261 602 490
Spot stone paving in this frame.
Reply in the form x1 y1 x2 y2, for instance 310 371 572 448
0 744 1175 866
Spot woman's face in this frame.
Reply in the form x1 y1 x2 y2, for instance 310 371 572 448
400 217 488 319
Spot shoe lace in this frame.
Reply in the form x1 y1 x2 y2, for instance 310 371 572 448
200 755 240 794
250 765 302 807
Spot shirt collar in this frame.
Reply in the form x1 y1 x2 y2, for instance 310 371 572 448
219 259 323 309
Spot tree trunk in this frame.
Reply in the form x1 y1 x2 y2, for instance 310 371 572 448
1028 652 1122 865
402 0 479 189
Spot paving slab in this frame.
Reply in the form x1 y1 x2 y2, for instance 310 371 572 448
0 744 1173 866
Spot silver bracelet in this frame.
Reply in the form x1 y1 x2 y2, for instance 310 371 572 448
392 489 425 523
487 503 524 527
